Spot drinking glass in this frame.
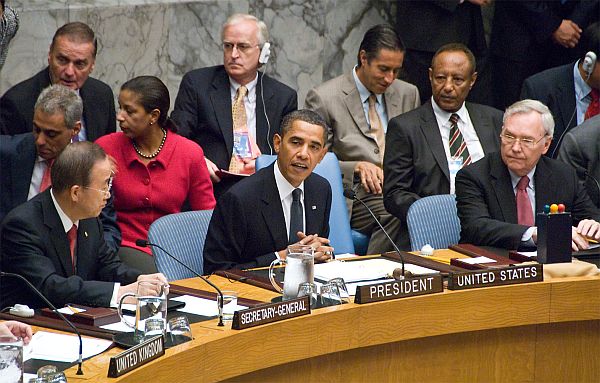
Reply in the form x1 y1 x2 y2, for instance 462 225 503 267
320 283 342 306
297 282 318 308
217 291 238 321
168 316 193 346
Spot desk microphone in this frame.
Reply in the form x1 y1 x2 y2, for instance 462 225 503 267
343 188 410 278
575 168 600 206
0 272 84 375
135 239 224 326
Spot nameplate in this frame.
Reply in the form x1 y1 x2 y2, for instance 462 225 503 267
447 264 543 290
232 296 310 330
107 335 165 378
354 275 444 304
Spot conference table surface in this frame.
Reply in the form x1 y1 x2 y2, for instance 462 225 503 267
51 270 600 383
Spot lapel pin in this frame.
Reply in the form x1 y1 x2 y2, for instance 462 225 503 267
312 206 316 210
84 231 88 237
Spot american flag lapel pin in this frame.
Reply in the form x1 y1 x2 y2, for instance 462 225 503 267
312 205 316 210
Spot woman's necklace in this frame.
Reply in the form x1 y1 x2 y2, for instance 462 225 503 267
133 128 167 159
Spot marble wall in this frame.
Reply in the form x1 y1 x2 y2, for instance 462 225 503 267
1 0 394 109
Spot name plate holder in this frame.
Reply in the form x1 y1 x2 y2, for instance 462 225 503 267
107 335 165 378
354 275 443 304
232 296 310 330
447 264 543 290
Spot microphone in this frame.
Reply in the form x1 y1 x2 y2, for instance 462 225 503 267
135 239 224 327
575 168 600 206
0 272 84 375
343 188 411 279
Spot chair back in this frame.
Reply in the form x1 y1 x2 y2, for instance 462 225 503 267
406 194 460 251
147 210 213 280
255 153 355 254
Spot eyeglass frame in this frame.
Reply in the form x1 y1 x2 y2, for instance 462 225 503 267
82 176 113 198
499 132 548 149
222 41 260 54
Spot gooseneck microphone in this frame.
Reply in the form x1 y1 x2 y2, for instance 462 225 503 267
135 239 224 327
343 188 409 278
576 168 600 205
0 272 84 375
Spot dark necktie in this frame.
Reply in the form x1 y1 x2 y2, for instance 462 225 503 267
584 88 599 121
67 224 77 272
516 176 534 226
289 188 303 244
449 113 471 167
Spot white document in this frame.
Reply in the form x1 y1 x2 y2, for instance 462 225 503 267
517 251 537 258
314 259 438 283
460 256 496 264
24 331 113 363
170 295 247 316
100 316 135 333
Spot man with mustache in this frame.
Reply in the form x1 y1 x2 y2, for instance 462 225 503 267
383 43 502 249
0 22 115 141
305 24 420 255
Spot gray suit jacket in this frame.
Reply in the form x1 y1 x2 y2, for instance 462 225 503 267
305 70 420 187
383 101 503 223
557 114 600 207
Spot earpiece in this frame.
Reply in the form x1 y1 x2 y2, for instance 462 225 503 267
583 51 597 78
259 42 271 65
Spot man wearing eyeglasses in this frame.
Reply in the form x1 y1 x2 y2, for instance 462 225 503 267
0 141 168 309
172 13 297 199
0 84 121 253
456 99 600 251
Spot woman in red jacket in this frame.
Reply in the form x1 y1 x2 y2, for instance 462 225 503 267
97 76 215 273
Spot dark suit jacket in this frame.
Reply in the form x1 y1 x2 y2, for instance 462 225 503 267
171 65 297 198
456 152 600 250
520 62 580 157
396 0 486 55
203 163 331 274
0 133 122 253
557 114 600 207
0 190 140 309
383 101 503 223
490 0 598 66
0 67 116 140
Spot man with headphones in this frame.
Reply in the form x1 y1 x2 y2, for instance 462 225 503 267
521 22 599 158
172 13 297 199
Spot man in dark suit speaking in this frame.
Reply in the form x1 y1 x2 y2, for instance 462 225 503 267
383 43 502 249
172 13 297 199
203 110 333 273
0 22 115 142
456 99 600 251
0 142 167 309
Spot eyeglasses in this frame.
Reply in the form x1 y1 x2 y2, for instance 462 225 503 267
83 177 112 198
499 133 547 149
222 42 259 54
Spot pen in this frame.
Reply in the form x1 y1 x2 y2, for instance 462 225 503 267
585 237 598 244
66 304 82 314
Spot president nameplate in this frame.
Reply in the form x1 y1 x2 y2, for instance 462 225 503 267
107 334 165 378
232 296 310 330
354 275 443 304
447 264 543 290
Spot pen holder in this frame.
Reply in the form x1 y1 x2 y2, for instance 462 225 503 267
536 212 572 264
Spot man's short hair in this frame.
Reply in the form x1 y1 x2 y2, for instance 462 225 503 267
431 43 477 74
580 22 599 60
280 109 328 142
51 141 107 193
357 24 405 67
51 22 97 58
34 84 83 130
222 13 269 47
503 99 555 138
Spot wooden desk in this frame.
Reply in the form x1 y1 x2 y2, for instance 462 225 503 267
62 275 600 382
